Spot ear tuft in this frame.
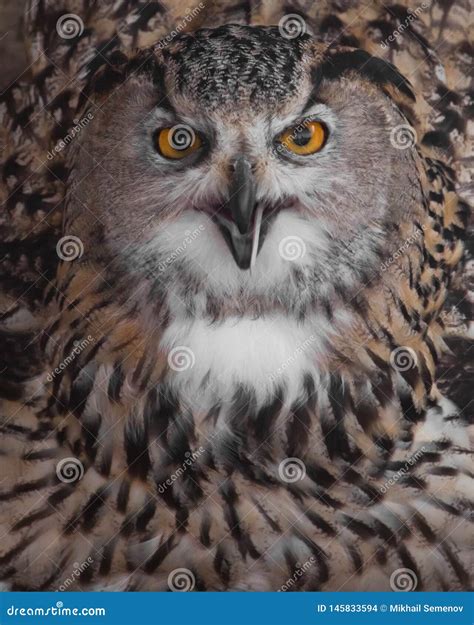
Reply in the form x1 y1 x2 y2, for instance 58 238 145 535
317 48 415 101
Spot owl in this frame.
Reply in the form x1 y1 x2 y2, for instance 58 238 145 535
0 0 472 594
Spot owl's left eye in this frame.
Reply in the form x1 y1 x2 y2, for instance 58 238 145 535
155 125 202 159
277 120 327 156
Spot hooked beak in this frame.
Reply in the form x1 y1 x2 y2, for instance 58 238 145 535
215 156 263 270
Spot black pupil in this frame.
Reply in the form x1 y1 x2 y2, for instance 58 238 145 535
293 127 312 146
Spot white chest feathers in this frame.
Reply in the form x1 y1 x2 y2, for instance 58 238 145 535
160 313 349 408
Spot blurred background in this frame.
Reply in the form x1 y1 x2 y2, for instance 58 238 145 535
0 0 27 90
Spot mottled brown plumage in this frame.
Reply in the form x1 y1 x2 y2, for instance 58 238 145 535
0 0 472 593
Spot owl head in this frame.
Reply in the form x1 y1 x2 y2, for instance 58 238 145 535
66 25 421 323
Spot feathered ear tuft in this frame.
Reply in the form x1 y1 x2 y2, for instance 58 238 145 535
78 48 167 112
315 47 415 102
78 50 131 110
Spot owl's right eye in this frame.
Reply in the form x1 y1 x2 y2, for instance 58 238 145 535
155 125 202 159
276 120 327 156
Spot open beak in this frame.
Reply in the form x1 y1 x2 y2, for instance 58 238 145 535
215 156 263 270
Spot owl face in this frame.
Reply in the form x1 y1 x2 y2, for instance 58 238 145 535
70 25 420 317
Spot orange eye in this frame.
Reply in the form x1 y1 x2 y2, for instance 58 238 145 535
278 120 327 155
156 125 202 159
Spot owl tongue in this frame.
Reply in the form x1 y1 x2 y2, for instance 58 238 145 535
250 202 264 271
